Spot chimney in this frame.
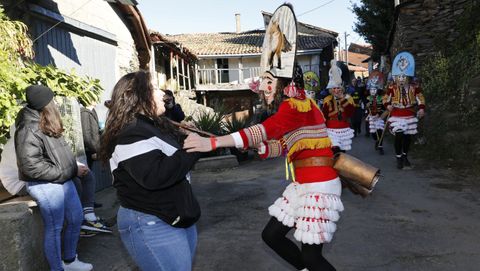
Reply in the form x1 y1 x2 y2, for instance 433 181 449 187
235 13 241 33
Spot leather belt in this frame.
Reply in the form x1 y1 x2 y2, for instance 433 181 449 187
293 157 334 168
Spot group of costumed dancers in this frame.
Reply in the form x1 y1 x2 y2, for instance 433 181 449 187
184 4 425 270
323 51 426 170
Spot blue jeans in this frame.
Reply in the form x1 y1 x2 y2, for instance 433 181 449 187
26 180 83 271
117 206 197 271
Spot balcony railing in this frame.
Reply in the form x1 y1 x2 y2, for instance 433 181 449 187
196 67 262 86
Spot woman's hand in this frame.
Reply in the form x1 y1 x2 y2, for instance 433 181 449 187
183 133 212 152
77 163 89 177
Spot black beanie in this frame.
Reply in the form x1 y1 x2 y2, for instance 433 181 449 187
26 85 54 110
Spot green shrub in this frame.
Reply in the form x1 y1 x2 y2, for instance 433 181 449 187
192 110 224 137
417 3 480 169
0 7 103 146
223 113 252 134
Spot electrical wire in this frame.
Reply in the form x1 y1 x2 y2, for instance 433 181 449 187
32 0 94 43
297 0 337 17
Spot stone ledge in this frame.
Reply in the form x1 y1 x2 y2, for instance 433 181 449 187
193 155 239 171
0 201 48 270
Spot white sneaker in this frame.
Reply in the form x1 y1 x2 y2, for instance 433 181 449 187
63 256 93 271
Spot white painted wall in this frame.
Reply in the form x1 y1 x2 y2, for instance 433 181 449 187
49 0 138 121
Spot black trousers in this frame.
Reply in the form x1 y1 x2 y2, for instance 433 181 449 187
394 132 412 156
262 217 336 271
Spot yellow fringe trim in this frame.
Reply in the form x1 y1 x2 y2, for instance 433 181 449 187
286 137 332 162
285 159 296 182
287 98 319 112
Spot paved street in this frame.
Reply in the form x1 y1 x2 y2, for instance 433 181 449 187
79 133 480 271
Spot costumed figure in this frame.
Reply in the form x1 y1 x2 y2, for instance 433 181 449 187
322 60 355 153
184 4 341 270
303 70 322 108
349 78 366 137
366 70 386 155
383 52 425 169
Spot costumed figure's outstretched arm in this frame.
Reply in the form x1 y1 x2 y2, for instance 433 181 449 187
184 100 304 154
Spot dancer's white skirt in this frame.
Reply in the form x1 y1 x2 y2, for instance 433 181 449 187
268 179 344 244
327 128 354 151
388 116 418 135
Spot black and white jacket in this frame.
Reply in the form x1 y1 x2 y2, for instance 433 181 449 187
110 114 201 228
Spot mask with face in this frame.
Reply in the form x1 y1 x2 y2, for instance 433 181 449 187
305 90 316 99
396 74 407 85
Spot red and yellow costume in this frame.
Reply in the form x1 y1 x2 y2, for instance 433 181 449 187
231 97 343 244
383 83 425 134
322 94 355 150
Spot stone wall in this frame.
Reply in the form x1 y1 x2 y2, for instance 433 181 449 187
390 0 475 69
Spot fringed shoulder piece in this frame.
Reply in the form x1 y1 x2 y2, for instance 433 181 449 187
287 98 319 113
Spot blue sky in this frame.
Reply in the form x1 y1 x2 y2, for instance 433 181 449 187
137 0 366 45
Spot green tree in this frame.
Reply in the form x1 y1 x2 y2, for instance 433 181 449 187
351 0 395 60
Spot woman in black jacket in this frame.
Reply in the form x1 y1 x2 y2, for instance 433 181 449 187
100 71 201 271
15 85 93 271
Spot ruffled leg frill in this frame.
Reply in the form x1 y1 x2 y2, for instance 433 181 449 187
268 179 344 245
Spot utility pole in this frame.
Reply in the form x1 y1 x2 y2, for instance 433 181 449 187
344 31 349 66
337 37 342 61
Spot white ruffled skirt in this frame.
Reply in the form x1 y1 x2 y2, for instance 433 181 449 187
388 116 418 135
367 115 385 133
327 128 354 150
268 179 344 245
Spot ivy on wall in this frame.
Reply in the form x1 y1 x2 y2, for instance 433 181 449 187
418 3 480 165
0 7 103 146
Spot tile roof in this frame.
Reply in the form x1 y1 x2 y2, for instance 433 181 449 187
164 30 336 56
340 49 370 69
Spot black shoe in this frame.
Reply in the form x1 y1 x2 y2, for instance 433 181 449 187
94 202 103 208
81 219 113 233
396 157 403 169
403 155 412 168
80 229 97 238
379 147 384 155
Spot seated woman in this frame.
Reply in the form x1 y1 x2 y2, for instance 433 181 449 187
15 85 92 271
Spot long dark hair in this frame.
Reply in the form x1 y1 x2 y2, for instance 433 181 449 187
39 100 64 138
100 70 185 162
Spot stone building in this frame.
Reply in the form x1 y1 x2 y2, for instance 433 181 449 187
387 0 476 70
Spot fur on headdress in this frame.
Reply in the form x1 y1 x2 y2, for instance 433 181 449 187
326 60 343 89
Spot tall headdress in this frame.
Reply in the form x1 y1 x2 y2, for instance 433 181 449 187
392 52 415 77
260 4 298 78
366 70 385 90
326 60 343 89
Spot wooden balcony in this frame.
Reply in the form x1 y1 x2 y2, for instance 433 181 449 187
195 67 262 91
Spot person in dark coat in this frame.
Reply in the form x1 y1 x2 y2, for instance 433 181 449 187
163 89 185 123
80 105 100 168
15 85 93 271
79 103 111 236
